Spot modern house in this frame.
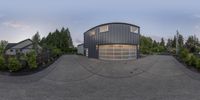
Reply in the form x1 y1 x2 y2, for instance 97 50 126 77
4 39 42 56
83 22 140 60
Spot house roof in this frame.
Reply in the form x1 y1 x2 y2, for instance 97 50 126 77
5 43 17 50
5 39 33 50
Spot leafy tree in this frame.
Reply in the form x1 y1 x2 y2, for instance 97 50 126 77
139 35 153 54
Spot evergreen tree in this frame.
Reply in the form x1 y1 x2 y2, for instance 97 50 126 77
160 38 165 46
39 28 74 53
32 32 41 54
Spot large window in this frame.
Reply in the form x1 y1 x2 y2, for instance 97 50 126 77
130 26 139 33
99 25 109 33
99 44 137 60
89 30 95 36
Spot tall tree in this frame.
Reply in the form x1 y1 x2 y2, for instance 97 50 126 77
166 39 173 48
172 36 177 48
0 40 8 55
160 38 165 46
185 35 199 53
39 28 74 53
32 32 41 54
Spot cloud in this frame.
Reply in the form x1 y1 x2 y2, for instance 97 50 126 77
2 21 31 32
75 38 83 44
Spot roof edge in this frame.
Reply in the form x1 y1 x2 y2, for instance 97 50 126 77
84 22 140 34
5 38 32 50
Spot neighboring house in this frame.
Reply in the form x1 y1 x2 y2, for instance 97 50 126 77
77 43 84 55
4 39 42 56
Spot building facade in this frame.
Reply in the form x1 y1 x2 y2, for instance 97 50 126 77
5 39 42 56
84 22 140 60
77 44 84 55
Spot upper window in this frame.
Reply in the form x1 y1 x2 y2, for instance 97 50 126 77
130 26 139 33
10 49 13 52
99 25 109 33
89 30 95 36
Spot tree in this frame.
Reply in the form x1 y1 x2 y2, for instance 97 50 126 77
40 28 74 53
140 35 153 54
160 38 165 47
152 40 159 48
0 40 8 55
172 36 177 48
185 35 199 53
178 33 184 48
166 39 173 48
32 32 41 54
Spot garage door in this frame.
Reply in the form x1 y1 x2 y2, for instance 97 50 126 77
99 44 137 60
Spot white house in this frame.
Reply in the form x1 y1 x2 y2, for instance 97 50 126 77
77 44 84 55
5 39 42 56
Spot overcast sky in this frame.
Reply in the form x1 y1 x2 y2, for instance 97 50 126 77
0 0 200 46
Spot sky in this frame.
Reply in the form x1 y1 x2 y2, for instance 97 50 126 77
0 0 200 46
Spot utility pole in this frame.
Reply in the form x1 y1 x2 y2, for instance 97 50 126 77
176 30 179 55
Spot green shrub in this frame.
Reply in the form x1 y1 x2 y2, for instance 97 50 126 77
0 56 6 70
188 54 197 66
179 48 189 60
26 51 37 69
196 58 200 69
8 57 22 72
52 48 62 57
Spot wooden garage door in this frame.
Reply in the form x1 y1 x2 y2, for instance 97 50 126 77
98 44 137 60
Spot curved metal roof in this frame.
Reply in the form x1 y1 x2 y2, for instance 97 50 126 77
84 22 140 34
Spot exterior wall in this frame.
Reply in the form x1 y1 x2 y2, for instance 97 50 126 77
77 44 84 55
84 23 140 59
5 49 16 55
21 48 33 54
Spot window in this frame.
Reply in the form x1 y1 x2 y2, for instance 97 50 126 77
89 30 95 36
99 25 109 32
10 49 13 52
130 26 139 33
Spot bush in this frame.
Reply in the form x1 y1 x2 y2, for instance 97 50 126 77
196 58 200 69
8 57 22 72
179 48 189 60
26 51 37 69
0 56 6 70
52 48 62 57
188 54 197 66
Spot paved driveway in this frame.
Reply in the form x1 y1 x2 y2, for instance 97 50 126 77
1 55 200 100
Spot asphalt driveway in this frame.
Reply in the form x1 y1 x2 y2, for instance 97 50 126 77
0 55 200 100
